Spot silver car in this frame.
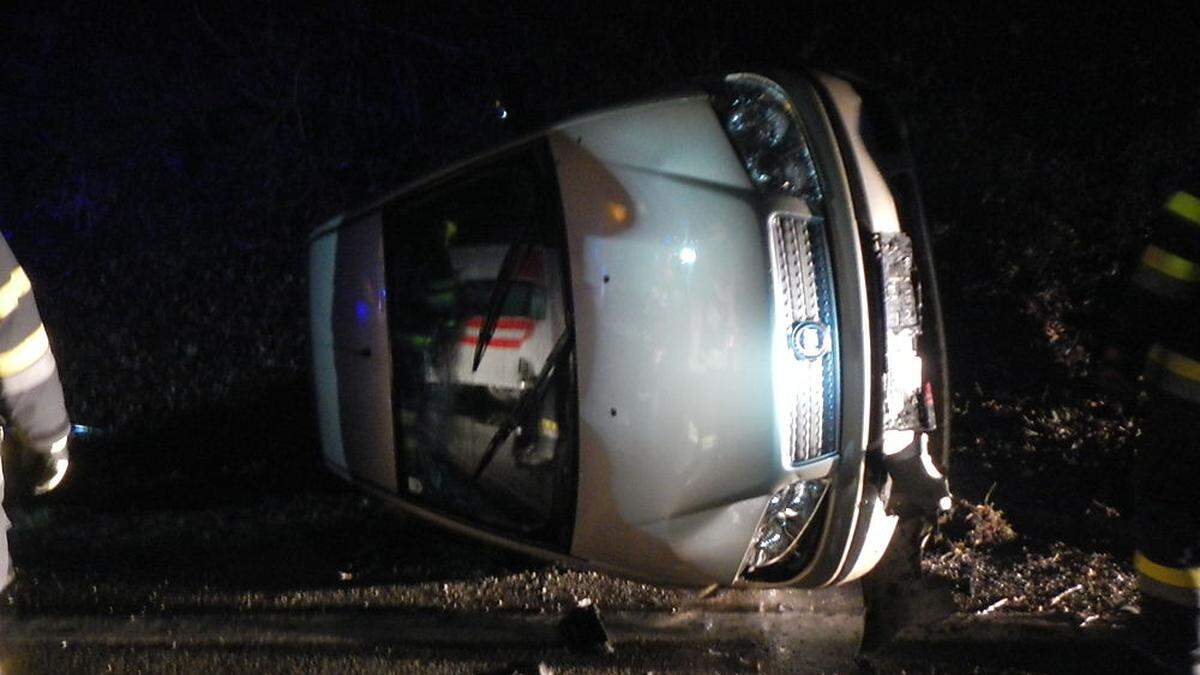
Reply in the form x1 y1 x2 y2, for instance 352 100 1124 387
308 70 949 589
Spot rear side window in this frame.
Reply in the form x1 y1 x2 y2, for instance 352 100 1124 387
381 139 577 550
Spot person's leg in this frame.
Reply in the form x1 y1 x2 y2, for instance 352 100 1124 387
1135 394 1200 673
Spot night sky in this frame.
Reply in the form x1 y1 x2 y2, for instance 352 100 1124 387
2 2 1196 431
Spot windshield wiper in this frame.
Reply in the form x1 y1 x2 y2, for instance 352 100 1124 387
472 239 536 372
471 328 573 481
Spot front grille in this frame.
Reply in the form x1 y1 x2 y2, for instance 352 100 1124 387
768 213 840 465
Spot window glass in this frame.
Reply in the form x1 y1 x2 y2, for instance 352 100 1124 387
382 140 575 548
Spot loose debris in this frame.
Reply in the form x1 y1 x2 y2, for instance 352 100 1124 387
1050 584 1083 606
926 534 1137 622
962 500 1019 549
558 599 613 654
978 598 1009 615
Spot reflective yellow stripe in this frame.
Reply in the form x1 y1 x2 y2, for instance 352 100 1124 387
0 324 49 378
0 267 31 320
1136 552 1200 588
1148 344 1200 383
1142 245 1200 282
1166 191 1200 226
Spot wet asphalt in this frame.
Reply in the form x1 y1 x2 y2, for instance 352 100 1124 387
0 459 869 674
0 447 1154 673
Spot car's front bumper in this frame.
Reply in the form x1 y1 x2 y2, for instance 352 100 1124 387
736 71 948 588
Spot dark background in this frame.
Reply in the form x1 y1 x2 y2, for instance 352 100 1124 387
1 0 1198 627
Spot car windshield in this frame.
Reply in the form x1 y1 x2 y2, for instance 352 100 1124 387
381 139 575 549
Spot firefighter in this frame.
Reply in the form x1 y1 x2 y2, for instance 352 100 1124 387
0 235 70 591
1106 191 1200 673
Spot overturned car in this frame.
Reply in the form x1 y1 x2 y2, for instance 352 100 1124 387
308 71 949 588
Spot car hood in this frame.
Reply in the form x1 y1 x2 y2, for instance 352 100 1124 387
550 95 793 585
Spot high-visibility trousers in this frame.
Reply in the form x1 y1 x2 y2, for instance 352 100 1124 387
1135 388 1200 666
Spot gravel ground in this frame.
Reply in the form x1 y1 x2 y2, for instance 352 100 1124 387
2 1 1197 671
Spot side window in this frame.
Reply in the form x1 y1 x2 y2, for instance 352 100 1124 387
382 140 576 549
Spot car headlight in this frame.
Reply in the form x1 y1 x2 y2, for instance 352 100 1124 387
744 479 829 572
710 74 823 202
710 73 839 575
